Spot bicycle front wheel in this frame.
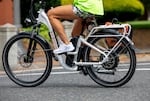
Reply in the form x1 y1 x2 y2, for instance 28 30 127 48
2 33 52 87
84 30 136 87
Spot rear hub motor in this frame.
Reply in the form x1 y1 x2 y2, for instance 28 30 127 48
101 52 119 70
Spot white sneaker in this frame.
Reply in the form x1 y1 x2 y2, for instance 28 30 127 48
53 43 75 54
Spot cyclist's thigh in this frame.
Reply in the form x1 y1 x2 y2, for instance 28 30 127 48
47 5 79 20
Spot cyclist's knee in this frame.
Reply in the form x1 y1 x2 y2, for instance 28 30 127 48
47 10 54 20
47 9 61 21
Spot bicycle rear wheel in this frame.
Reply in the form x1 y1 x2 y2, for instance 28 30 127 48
2 33 52 87
84 30 136 87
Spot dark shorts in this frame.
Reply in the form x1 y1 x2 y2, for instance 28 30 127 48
73 6 94 19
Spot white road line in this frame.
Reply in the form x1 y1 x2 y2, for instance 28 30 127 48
0 68 150 78
0 62 150 78
0 71 80 78
137 62 150 66
136 68 150 71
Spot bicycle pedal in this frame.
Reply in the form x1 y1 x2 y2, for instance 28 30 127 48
78 67 88 76
53 56 58 61
79 70 88 76
52 53 59 61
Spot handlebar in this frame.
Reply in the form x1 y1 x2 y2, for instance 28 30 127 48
39 0 46 9
30 0 46 8
24 0 46 26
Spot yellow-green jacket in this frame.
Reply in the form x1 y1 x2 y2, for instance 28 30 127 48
73 0 104 15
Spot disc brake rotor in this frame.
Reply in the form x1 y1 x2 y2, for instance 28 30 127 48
19 54 33 68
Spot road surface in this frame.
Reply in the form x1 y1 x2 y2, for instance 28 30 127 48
0 62 150 101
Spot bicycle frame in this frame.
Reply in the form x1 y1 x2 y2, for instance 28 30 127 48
2 0 137 87
36 8 134 71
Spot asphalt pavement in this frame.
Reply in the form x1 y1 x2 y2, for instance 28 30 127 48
0 51 150 101
0 62 150 101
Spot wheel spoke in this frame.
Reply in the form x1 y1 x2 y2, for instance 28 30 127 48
85 31 136 87
2 34 52 87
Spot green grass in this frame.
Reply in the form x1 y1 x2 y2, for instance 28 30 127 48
23 24 51 41
127 20 150 29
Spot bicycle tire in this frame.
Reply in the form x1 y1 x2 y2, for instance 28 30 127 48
2 33 52 87
84 29 136 87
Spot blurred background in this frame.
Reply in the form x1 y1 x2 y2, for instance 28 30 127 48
0 0 149 26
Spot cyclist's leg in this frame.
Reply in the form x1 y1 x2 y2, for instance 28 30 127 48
71 18 83 37
47 5 79 45
71 6 94 37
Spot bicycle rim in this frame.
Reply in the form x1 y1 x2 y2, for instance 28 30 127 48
85 36 136 87
3 35 52 87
